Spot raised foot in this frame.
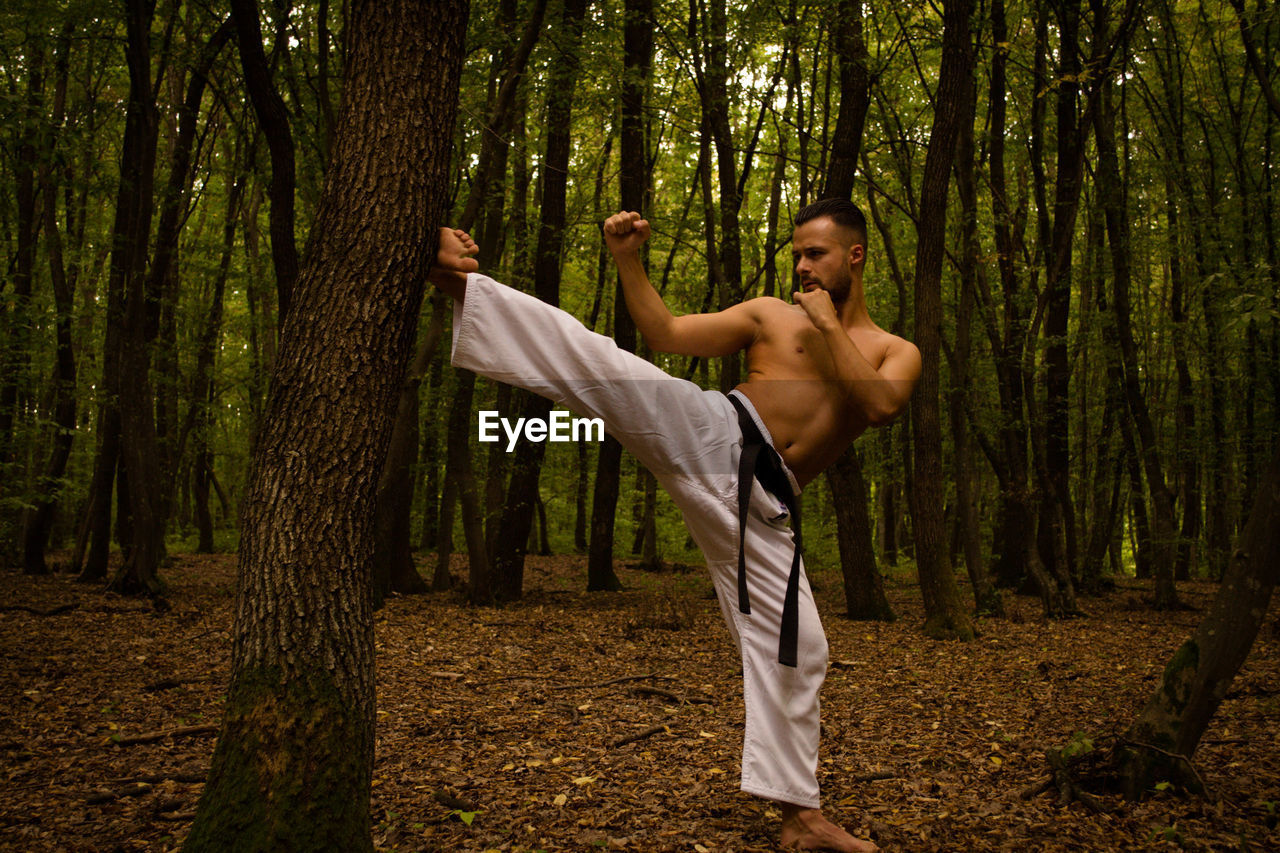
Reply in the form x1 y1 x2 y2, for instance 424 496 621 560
428 227 479 296
780 807 879 852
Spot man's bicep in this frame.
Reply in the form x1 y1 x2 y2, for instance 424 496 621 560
875 342 922 419
660 302 759 357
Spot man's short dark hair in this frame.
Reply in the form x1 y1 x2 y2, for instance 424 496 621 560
795 198 868 247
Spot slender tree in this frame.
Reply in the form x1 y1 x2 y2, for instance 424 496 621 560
588 0 651 592
492 0 592 600
910 0 975 641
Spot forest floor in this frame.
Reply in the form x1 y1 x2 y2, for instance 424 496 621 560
1 551 1278 853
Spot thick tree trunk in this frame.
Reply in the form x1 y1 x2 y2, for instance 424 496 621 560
1030 0 1086 598
183 2 467 848
910 0 976 641
1116 447 1280 799
824 0 869 201
815 0 887 620
702 0 744 392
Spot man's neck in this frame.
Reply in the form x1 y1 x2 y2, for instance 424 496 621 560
835 282 872 328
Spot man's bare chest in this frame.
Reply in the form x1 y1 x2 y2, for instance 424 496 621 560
748 309 889 374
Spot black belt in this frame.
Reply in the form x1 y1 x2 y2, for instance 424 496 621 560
728 393 803 668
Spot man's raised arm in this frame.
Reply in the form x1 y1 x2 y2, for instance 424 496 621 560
604 211 758 357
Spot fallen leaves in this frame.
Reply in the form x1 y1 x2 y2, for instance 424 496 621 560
0 554 1278 852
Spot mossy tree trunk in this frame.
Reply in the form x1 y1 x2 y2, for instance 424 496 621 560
182 1 468 849
1116 448 1280 800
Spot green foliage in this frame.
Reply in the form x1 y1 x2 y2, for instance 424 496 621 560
1060 731 1095 761
447 808 480 826
0 0 1275 600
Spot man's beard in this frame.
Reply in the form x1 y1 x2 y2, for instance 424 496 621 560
822 268 853 306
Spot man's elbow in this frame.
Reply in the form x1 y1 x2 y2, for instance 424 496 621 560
865 400 907 429
640 329 675 353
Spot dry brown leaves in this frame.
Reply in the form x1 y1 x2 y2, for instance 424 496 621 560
1 553 1277 852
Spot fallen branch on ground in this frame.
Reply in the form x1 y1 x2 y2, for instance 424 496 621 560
87 783 153 804
612 724 670 748
113 770 206 785
630 685 713 705
553 673 670 690
110 724 219 747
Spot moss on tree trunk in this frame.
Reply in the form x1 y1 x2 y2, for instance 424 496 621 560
184 668 373 852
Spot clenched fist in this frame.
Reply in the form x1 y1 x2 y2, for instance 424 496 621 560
792 287 840 333
603 210 650 256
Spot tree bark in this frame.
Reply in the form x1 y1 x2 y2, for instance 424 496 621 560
910 0 975 641
183 1 468 847
829 450 894 621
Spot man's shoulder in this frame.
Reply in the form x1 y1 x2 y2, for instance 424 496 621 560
741 296 795 317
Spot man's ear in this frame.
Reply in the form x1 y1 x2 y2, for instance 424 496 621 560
847 242 865 269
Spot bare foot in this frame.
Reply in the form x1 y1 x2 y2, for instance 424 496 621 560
428 227 479 298
780 805 879 852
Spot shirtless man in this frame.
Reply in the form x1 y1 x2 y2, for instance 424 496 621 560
430 198 919 852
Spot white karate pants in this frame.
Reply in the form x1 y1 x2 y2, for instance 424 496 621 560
451 273 828 807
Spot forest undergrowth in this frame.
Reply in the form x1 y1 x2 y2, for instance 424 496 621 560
1 553 1277 852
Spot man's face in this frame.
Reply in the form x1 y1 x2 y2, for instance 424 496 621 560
790 217 864 305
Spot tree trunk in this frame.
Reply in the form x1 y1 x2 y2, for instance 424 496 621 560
1116 447 1280 799
952 65 1001 616
105 0 165 596
0 46 43 495
22 27 76 575
371 296 446 607
1036 0 1085 593
824 0 869 201
828 449 894 621
1092 15 1180 608
587 0 649 593
229 0 299 323
910 0 976 641
183 2 468 847
987 0 1036 593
